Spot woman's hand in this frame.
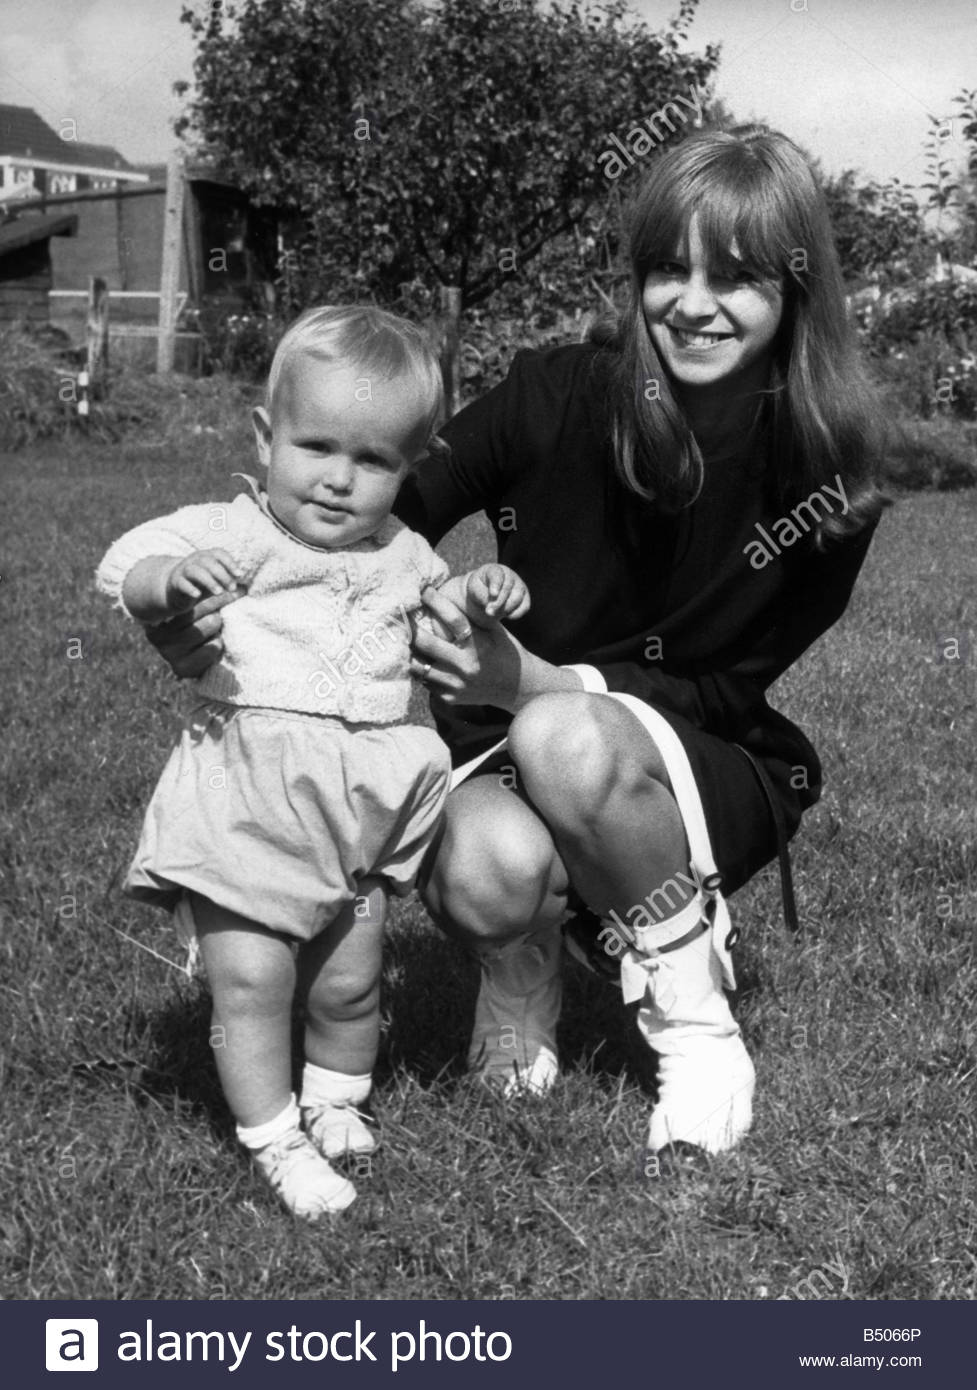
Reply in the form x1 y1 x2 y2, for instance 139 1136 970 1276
409 584 526 709
410 583 582 711
144 590 237 678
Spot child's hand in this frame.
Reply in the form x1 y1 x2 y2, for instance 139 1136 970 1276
165 550 245 613
465 564 530 623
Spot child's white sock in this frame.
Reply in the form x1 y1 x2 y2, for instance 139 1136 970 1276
237 1094 355 1218
236 1095 302 1150
300 1065 376 1158
301 1065 371 1108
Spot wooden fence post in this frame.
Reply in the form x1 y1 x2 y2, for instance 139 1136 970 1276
439 284 462 419
157 151 186 374
86 276 109 399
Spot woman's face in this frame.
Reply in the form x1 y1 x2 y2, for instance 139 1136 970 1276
641 215 784 396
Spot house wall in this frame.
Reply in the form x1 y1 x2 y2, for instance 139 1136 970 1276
48 187 185 341
50 189 175 300
41 178 271 367
0 239 51 325
50 194 123 287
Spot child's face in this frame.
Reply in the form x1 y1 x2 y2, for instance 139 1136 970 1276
642 214 784 396
252 354 430 548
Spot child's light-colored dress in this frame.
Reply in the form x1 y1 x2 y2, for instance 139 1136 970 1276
95 475 451 941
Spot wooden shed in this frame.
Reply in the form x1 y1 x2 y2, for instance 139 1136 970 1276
0 213 78 326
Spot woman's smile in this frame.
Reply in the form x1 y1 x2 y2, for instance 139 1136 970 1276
667 325 735 351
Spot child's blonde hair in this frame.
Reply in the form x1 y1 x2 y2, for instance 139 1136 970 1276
267 305 445 447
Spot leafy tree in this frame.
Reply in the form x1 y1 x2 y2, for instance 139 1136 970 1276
175 0 719 318
818 167 928 284
946 88 977 266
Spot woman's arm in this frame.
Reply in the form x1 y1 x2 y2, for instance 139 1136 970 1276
143 592 238 677
394 352 536 545
409 585 585 712
412 519 879 725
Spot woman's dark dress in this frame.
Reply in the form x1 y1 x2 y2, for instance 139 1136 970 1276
394 343 876 895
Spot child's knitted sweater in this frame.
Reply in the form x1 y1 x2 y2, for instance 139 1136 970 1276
95 476 448 724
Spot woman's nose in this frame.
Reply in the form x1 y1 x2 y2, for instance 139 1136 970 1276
675 273 718 320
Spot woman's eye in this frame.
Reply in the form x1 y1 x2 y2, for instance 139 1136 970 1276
653 261 685 275
708 268 756 289
726 266 761 285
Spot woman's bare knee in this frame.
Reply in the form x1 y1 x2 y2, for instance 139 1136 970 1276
509 692 669 812
419 777 566 943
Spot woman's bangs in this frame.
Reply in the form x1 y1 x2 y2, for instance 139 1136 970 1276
693 174 789 280
631 188 689 280
633 165 792 282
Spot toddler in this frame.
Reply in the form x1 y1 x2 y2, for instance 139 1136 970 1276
96 305 529 1218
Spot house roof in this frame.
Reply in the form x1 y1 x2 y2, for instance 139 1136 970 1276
0 214 78 256
0 105 132 172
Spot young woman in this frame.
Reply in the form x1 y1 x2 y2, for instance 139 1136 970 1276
149 127 887 1158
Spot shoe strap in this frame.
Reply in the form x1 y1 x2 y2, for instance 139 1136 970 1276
602 699 738 993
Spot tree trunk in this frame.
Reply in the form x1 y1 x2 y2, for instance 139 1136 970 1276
439 284 462 419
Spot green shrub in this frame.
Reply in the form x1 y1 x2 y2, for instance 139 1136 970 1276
460 305 594 403
0 324 76 448
194 308 280 383
0 324 257 455
862 280 977 421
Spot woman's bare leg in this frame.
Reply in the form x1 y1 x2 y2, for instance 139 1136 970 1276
418 775 569 1090
506 691 753 1153
423 694 754 1151
507 692 693 925
419 773 569 945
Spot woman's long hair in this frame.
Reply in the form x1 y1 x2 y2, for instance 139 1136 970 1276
596 125 888 544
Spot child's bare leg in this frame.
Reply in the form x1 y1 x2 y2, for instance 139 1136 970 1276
191 893 296 1126
296 877 386 1159
189 891 355 1215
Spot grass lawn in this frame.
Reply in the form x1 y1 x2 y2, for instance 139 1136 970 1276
1 427 974 1301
